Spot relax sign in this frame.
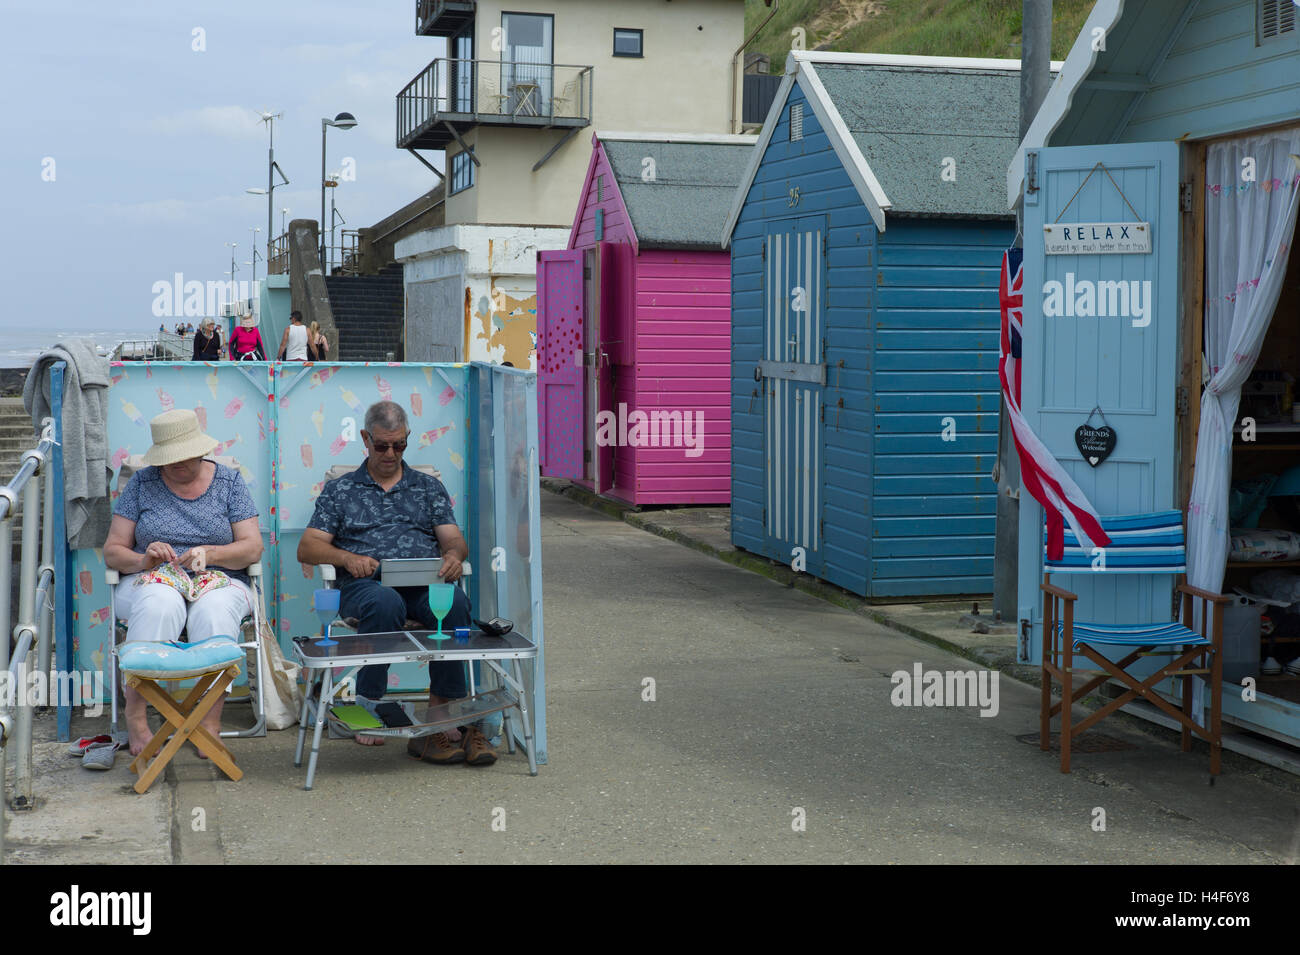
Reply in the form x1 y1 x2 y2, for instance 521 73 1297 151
1043 221 1151 255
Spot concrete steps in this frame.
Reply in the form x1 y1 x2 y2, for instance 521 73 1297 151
326 263 405 362
0 397 39 488
1 397 39 616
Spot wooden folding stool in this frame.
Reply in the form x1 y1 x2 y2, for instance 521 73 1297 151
125 663 245 794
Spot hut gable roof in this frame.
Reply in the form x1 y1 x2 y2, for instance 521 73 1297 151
816 63 1021 218
595 134 757 250
724 52 1032 243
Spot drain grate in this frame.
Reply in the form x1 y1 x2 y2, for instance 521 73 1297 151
1016 732 1138 753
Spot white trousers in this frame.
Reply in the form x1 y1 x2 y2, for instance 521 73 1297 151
114 574 253 644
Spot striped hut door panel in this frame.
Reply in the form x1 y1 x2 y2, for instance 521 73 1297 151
763 215 826 569
1016 141 1181 666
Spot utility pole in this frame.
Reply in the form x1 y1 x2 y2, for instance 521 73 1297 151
994 0 1052 628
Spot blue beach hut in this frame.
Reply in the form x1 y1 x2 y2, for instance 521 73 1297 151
1008 0 1300 748
722 52 1024 597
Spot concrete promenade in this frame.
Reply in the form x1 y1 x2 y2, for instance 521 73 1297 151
4 490 1298 864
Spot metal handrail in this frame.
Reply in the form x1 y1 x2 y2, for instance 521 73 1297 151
2 418 58 862
113 337 188 361
268 232 290 276
397 57 593 143
334 230 363 274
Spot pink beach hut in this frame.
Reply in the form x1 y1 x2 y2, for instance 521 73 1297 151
537 132 754 505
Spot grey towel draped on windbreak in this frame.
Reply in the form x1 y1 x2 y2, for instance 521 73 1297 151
23 340 112 549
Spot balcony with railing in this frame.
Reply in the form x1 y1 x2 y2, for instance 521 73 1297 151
397 58 592 150
415 0 475 37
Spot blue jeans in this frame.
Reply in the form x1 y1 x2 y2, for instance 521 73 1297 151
339 577 472 701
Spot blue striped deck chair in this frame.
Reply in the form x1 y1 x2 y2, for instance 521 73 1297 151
1039 511 1227 775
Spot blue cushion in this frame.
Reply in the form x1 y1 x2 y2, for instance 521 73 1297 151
118 636 243 679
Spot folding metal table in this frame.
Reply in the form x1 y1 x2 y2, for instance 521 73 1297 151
291 629 538 790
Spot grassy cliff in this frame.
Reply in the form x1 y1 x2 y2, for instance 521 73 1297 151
743 0 1095 68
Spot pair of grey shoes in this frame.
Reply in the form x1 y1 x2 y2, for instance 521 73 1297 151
68 733 127 771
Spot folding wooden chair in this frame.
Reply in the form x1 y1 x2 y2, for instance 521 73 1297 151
106 454 267 738
107 562 266 739
124 661 244 794
1039 511 1227 775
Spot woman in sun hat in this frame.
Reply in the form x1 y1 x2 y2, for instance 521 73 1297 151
103 409 263 756
228 313 266 361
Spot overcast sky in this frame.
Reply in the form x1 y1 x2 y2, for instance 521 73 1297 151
0 0 448 330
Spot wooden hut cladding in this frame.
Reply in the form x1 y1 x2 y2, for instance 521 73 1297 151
538 132 755 505
1007 0 1300 745
724 52 1022 598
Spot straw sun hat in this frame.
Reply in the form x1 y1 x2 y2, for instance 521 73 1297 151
142 410 219 466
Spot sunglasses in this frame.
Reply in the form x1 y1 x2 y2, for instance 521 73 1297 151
369 440 407 454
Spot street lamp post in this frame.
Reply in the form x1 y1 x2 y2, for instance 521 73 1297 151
248 226 261 286
324 172 341 271
225 242 238 314
253 111 286 267
320 111 357 269
331 202 347 272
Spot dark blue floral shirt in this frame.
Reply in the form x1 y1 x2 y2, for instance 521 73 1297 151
307 463 457 582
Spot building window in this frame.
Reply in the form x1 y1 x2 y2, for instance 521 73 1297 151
1258 0 1296 41
790 103 803 142
503 13 554 113
451 28 474 112
613 28 643 57
450 149 474 195
596 174 604 202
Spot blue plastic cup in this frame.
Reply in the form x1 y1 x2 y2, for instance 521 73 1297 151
454 627 471 643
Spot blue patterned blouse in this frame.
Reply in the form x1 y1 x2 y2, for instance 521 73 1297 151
113 461 259 583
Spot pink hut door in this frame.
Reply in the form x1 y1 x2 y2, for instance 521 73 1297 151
537 249 584 479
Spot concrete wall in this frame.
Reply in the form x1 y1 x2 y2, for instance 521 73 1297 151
397 224 569 367
358 187 446 273
407 276 463 360
259 274 292 359
443 0 743 228
287 219 337 353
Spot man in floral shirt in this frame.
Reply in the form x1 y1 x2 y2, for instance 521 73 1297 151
298 400 495 766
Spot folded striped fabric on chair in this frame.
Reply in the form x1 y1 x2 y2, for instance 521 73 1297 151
1044 510 1186 574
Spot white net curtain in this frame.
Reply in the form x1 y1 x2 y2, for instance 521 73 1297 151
1187 131 1300 594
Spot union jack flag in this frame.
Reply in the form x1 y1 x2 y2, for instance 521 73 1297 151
998 249 1110 559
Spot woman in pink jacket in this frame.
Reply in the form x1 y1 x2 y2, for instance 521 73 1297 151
228 315 267 361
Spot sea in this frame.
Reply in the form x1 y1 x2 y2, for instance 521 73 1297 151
2 326 166 370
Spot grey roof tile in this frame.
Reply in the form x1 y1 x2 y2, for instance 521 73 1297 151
602 139 755 249
814 64 1021 218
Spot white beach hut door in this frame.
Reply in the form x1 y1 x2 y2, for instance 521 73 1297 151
762 215 827 573
1016 142 1182 663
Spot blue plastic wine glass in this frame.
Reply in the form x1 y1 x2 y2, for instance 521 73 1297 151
313 588 340 647
427 584 455 640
